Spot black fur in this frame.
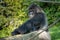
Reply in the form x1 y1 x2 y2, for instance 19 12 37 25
12 4 47 36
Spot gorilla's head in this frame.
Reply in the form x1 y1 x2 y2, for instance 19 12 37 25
28 3 43 18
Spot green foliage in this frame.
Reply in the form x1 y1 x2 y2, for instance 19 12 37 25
0 0 60 40
0 0 28 38
50 25 60 40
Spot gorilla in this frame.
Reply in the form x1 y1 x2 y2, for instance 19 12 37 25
11 4 51 40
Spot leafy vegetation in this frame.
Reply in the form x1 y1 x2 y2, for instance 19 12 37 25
0 0 60 40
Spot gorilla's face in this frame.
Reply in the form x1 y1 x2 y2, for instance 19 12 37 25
28 5 42 19
28 9 37 18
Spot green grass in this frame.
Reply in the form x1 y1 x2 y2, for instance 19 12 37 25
50 26 60 40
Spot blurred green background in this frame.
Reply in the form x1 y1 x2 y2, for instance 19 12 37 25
0 0 60 40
